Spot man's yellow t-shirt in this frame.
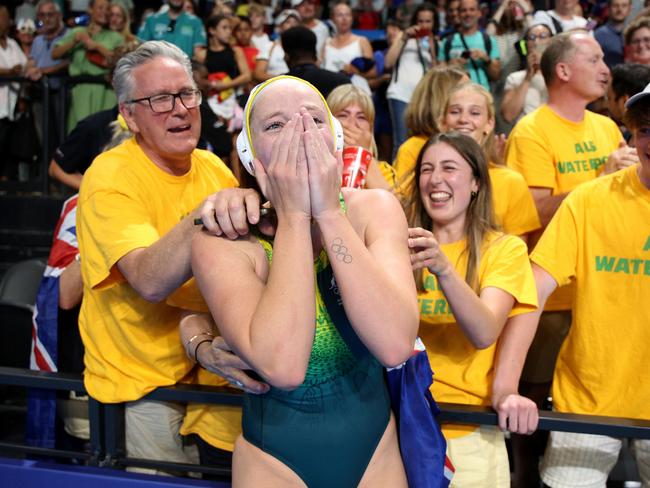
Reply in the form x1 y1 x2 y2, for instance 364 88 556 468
530 165 650 419
488 165 540 236
392 135 540 236
77 138 238 403
505 104 622 310
418 232 538 438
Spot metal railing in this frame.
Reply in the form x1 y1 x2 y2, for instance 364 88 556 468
0 74 110 195
1 366 650 478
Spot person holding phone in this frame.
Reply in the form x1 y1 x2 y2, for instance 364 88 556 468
385 3 437 155
501 23 553 124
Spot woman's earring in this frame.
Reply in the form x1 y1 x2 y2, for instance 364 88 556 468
471 191 478 199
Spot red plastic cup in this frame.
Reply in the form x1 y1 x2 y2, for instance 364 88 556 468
341 146 371 189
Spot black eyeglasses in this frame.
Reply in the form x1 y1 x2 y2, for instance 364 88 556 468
127 89 202 113
167 19 176 33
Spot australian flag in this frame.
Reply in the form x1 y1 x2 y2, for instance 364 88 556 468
386 338 454 487
26 195 78 448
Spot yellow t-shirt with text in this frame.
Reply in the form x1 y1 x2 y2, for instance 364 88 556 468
530 165 650 419
418 232 538 438
505 104 622 310
77 138 238 403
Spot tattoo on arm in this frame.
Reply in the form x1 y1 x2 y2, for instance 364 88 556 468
331 238 353 264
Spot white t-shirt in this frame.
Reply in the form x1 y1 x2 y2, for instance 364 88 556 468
251 33 272 54
256 40 288 76
504 70 548 123
386 38 432 103
0 37 27 120
533 10 588 34
310 20 331 60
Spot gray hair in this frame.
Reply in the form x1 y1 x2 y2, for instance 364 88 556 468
112 41 195 105
36 0 61 13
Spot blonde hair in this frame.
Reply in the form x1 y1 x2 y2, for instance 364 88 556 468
326 84 378 157
110 2 134 41
405 66 466 137
442 82 501 165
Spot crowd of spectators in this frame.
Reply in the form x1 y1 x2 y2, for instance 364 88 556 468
3 0 650 486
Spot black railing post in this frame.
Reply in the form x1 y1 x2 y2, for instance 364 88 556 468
87 397 103 467
40 76 50 195
101 402 125 469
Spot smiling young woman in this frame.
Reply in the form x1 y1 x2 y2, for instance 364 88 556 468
405 132 538 487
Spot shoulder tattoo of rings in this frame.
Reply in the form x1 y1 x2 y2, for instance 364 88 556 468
331 237 353 264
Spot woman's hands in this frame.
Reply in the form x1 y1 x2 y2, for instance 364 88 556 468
251 109 342 222
408 227 453 276
253 113 312 223
492 392 539 435
342 119 373 151
302 109 342 220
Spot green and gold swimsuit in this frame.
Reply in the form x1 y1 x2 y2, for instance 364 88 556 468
242 237 391 487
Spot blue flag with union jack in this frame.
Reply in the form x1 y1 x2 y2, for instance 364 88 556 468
26 195 78 448
386 338 455 487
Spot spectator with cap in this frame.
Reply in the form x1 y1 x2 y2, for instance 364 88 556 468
253 9 300 82
505 30 626 486
282 25 350 98
594 0 632 68
515 80 650 488
438 0 501 91
607 62 650 141
137 0 206 59
16 18 36 57
292 0 330 57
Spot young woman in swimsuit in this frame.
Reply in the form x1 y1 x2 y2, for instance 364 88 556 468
191 75 418 487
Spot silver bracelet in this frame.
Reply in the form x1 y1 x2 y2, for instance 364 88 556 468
184 332 214 356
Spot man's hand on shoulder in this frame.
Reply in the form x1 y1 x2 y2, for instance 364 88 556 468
197 188 275 239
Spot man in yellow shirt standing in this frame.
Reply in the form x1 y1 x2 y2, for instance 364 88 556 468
518 83 650 488
76 41 258 473
504 30 629 486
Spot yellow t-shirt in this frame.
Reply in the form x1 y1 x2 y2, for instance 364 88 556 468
489 165 540 236
180 368 243 451
505 105 622 310
419 232 538 438
530 165 650 419
77 138 239 403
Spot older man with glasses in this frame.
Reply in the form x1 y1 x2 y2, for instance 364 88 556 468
75 40 255 474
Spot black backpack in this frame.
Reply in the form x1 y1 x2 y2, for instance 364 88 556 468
443 31 492 63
